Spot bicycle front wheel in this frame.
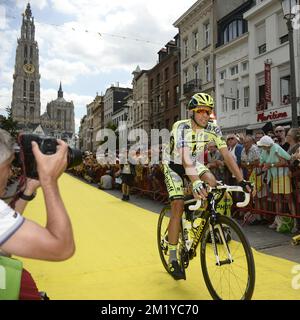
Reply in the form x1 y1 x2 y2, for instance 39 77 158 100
200 215 255 300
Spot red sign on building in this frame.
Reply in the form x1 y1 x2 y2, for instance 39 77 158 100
264 63 271 102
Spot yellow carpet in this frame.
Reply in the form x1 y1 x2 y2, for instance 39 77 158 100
19 174 300 300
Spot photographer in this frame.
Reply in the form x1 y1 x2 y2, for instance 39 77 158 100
0 128 75 261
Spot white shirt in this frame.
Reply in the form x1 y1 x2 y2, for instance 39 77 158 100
100 175 113 190
0 199 24 246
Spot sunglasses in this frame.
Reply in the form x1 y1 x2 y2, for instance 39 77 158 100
195 109 212 116
227 137 235 141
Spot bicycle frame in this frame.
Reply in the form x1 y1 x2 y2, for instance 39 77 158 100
184 191 226 261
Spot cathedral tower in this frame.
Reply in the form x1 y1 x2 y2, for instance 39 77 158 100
11 3 41 129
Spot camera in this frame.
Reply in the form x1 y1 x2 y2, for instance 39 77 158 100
15 133 83 179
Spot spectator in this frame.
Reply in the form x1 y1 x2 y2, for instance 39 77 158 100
267 131 276 140
257 135 295 231
241 135 266 222
274 126 289 151
0 129 75 299
206 141 224 181
241 135 261 179
282 94 290 105
116 158 135 201
286 128 300 232
255 130 265 143
98 170 113 190
287 128 300 161
225 134 243 185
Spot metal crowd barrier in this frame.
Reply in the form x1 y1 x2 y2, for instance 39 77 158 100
238 165 300 221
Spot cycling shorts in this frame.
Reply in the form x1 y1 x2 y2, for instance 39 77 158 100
163 162 209 201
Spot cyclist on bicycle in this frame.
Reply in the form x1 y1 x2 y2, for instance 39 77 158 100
163 92 252 280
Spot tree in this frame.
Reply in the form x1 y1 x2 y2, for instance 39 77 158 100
0 107 19 138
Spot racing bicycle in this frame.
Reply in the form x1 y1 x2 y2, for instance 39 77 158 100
157 183 255 300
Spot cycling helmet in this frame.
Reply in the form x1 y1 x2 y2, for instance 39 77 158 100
188 93 214 110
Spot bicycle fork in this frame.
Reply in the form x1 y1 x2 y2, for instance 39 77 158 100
209 220 234 266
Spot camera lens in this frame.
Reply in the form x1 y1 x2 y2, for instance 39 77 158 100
67 147 83 169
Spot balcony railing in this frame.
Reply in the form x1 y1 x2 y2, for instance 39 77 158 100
183 79 202 96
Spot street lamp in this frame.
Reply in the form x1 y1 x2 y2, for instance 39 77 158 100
280 0 299 127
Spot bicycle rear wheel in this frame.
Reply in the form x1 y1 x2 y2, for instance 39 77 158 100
200 215 255 300
157 205 186 277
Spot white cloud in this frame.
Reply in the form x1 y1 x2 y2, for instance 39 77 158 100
40 58 92 85
0 87 11 115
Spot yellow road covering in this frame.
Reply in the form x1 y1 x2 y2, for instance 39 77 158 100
20 174 300 300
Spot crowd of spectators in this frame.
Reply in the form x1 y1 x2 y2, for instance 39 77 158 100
67 126 300 234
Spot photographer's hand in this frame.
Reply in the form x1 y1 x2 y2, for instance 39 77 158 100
32 139 68 185
24 178 40 194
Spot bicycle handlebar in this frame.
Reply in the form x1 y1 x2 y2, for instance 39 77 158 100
188 185 251 211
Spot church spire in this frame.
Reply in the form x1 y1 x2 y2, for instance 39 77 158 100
25 3 32 19
58 82 63 98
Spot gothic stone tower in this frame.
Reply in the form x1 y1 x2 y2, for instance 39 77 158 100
11 3 41 129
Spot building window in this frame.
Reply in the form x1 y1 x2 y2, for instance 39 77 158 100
258 43 266 54
278 12 288 44
184 69 188 84
280 34 288 44
237 89 240 109
244 87 249 107
221 95 227 112
164 67 169 81
150 79 154 90
30 46 33 60
165 119 170 130
257 84 267 110
23 80 27 98
30 107 34 117
24 45 28 58
194 64 199 80
256 23 266 54
165 90 169 109
280 76 291 105
193 31 198 51
183 38 188 58
174 61 179 74
242 62 248 72
223 19 244 44
29 81 34 101
204 22 210 47
174 85 179 105
220 70 226 80
204 58 211 82
156 95 161 112
156 73 160 85
230 65 238 76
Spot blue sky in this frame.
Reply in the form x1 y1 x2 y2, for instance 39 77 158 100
0 0 195 131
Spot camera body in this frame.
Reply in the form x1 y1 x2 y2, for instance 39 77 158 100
16 133 83 179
